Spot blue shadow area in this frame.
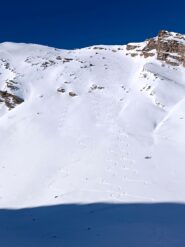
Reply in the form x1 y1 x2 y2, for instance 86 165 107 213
0 203 185 246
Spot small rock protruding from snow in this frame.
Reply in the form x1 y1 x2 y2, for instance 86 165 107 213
69 91 77 97
57 87 65 93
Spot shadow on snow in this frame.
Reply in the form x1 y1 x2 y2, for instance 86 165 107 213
0 203 185 246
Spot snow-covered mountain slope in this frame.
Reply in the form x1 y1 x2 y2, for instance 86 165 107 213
0 30 185 209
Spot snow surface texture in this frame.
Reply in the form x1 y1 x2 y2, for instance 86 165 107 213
0 31 185 246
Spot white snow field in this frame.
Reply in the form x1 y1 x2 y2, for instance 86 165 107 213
0 31 185 246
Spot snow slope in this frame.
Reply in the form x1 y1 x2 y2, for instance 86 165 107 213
0 31 185 246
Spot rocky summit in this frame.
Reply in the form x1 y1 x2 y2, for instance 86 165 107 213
127 30 185 66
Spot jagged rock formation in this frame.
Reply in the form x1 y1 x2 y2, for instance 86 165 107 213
126 30 185 67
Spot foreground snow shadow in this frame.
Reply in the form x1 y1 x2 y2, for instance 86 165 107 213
0 203 185 246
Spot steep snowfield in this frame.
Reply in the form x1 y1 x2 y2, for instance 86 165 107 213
0 31 185 246
0 38 185 207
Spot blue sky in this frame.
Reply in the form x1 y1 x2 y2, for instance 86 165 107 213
1 0 185 49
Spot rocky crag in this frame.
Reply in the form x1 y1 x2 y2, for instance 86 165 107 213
127 30 185 67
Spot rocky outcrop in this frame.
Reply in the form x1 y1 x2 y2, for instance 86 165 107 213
0 91 24 110
156 30 185 66
126 30 185 67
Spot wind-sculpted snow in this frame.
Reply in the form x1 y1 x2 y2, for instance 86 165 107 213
0 31 185 245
